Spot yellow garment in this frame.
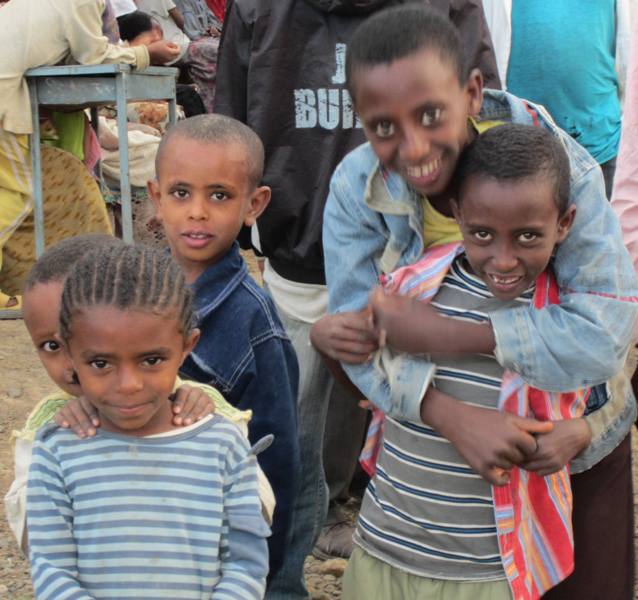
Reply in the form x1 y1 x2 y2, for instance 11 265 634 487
421 118 504 250
0 130 32 300
0 0 149 135
0 145 112 296
422 198 463 249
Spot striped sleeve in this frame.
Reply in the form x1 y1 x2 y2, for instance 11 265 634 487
27 440 94 600
215 435 270 600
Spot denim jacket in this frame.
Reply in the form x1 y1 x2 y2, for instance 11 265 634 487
180 242 300 578
323 89 638 466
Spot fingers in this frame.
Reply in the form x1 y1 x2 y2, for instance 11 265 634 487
79 395 100 427
55 398 97 438
482 466 511 487
512 416 554 435
172 385 214 426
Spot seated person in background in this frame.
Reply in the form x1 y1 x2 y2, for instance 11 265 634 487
26 243 270 599
136 0 220 111
0 0 179 314
118 10 207 116
148 114 301 586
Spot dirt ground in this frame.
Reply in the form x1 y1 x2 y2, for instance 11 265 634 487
1 309 637 599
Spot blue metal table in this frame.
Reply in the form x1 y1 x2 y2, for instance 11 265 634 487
26 64 179 252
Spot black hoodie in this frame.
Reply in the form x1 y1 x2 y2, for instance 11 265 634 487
215 0 500 285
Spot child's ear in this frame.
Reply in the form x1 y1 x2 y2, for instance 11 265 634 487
556 204 576 244
182 328 200 361
465 68 484 118
450 198 462 223
243 185 271 227
147 179 163 220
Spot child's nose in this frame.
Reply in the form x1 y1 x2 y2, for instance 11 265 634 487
117 367 144 394
188 197 209 220
399 129 430 163
492 248 518 272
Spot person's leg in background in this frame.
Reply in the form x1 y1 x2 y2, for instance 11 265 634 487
0 129 31 310
267 307 332 599
600 156 617 200
316 378 369 560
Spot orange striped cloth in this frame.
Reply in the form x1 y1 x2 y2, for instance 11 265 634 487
360 242 588 600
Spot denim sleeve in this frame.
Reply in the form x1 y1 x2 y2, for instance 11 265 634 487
491 153 638 391
235 336 300 577
323 164 435 422
571 355 637 474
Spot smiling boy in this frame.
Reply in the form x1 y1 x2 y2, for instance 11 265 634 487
148 114 300 583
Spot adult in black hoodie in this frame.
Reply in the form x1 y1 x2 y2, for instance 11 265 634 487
215 1 499 597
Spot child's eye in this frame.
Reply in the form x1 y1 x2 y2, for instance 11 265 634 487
421 108 442 126
211 192 228 201
142 356 164 367
473 230 492 241
172 189 189 200
40 340 61 353
89 359 109 370
518 232 538 243
374 121 395 139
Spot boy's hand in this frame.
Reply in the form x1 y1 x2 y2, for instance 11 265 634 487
521 418 591 476
147 40 181 65
310 309 378 364
426 392 554 486
171 384 214 426
54 397 100 438
369 287 441 354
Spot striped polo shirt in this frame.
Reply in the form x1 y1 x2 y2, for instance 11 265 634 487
27 415 270 599
354 256 533 581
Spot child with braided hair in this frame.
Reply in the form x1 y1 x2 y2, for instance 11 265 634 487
26 243 270 599
6 234 275 555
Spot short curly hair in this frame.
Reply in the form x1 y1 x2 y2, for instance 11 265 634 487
456 123 571 214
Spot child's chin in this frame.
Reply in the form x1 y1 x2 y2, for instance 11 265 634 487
488 286 522 302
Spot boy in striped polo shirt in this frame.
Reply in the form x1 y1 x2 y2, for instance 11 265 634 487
345 124 576 599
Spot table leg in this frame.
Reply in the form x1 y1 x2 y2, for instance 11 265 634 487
115 75 133 242
168 96 177 127
89 106 106 195
28 79 45 258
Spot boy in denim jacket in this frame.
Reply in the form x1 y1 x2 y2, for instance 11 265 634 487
148 114 300 584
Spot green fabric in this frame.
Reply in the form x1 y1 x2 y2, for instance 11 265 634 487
49 111 86 161
342 547 513 600
15 392 73 441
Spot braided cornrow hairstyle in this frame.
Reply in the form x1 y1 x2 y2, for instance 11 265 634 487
59 244 194 342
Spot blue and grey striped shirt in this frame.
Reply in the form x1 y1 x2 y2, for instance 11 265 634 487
27 415 270 599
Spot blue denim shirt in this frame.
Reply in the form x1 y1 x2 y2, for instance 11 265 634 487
180 242 300 578
323 90 638 465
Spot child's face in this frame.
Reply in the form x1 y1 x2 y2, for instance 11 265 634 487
352 48 482 199
453 175 575 300
23 281 80 396
65 306 199 436
149 137 270 284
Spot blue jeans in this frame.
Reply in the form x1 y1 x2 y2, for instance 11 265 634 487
266 307 331 599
